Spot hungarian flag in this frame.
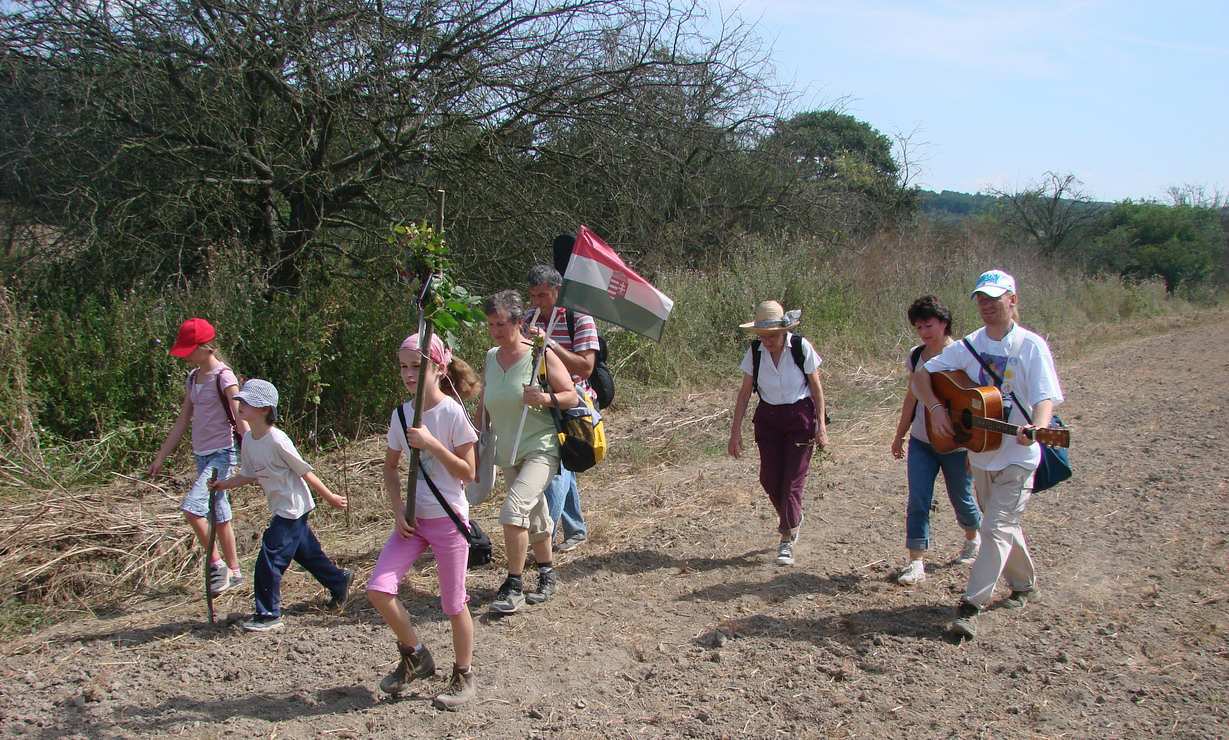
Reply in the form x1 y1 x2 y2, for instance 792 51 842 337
557 225 674 342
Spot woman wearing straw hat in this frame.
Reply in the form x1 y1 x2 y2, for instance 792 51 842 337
728 300 828 566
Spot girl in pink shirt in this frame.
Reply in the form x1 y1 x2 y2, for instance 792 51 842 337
148 318 248 597
367 332 480 710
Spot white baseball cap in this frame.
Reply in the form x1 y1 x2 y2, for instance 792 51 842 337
971 269 1017 298
234 379 279 419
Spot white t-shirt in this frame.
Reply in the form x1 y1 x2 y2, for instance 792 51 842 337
924 324 1064 472
240 427 315 519
386 396 479 520
739 333 821 406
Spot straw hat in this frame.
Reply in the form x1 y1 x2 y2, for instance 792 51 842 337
739 300 801 334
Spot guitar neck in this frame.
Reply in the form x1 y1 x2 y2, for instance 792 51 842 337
969 415 1028 438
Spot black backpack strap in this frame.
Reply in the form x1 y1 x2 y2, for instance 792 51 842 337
750 339 762 394
564 308 576 345
909 345 925 372
395 403 472 539
790 334 806 371
962 338 1034 426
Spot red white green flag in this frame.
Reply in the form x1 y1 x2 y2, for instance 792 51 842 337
558 225 674 342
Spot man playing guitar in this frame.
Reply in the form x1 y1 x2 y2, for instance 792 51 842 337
911 270 1064 640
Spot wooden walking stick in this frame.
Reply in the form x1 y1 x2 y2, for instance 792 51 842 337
204 468 219 624
402 190 448 524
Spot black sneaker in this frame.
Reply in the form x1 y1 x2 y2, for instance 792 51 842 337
380 643 436 696
525 569 558 605
489 576 525 614
949 600 980 640
327 569 353 611
1002 588 1035 610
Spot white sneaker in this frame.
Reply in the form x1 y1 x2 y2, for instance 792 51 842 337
776 541 795 566
897 559 926 586
955 537 980 565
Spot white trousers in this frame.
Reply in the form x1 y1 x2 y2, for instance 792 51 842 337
965 464 1036 607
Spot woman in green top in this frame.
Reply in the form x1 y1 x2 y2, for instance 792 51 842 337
480 290 577 614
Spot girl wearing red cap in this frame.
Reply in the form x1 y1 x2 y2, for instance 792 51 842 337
149 318 247 597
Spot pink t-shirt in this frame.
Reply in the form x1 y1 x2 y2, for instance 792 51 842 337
188 365 239 453
386 396 479 520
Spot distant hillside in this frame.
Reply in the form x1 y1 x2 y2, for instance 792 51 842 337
917 189 1002 221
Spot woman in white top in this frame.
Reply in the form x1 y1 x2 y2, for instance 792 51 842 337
727 300 828 566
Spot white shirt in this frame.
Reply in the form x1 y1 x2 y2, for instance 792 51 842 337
924 324 1063 472
387 396 479 520
240 427 315 519
739 333 821 406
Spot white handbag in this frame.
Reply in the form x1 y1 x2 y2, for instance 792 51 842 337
465 415 497 505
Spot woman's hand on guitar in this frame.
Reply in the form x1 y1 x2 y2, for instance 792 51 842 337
929 405 954 438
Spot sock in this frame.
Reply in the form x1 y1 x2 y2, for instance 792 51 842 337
210 558 225 568
229 567 241 576
507 574 523 590
538 562 553 573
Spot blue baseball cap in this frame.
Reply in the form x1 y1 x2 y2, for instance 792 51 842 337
971 269 1016 298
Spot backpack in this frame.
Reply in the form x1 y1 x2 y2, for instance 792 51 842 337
188 367 243 450
538 365 608 473
564 308 615 410
750 334 831 424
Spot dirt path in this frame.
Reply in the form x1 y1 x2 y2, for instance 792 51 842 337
3 318 1228 738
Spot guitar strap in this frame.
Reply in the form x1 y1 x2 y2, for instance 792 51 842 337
961 337 1034 426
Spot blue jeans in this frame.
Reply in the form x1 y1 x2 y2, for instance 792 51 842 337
544 465 588 541
906 436 981 551
180 447 236 523
254 513 349 618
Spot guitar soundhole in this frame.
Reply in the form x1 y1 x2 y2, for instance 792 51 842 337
956 409 974 443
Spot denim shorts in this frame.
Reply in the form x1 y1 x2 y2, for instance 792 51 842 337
180 447 237 523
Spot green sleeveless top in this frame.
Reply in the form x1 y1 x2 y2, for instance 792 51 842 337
482 347 558 467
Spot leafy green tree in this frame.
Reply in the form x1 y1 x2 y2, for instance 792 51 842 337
1084 202 1225 293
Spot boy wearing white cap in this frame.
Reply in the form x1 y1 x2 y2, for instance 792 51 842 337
211 379 352 632
910 270 1064 640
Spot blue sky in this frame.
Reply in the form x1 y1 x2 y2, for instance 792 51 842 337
714 1 1228 201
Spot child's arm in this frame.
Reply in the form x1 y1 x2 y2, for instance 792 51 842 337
404 427 477 482
148 395 193 477
210 473 257 490
304 471 347 510
220 382 250 437
382 448 415 537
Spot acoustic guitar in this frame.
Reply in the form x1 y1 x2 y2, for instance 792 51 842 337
924 370 1070 454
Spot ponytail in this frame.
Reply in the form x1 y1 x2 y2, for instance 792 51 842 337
442 357 482 401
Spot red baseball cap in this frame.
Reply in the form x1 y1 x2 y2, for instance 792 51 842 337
169 318 216 358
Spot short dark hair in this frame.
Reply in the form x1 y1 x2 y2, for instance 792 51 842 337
264 408 277 425
483 289 525 322
907 295 953 336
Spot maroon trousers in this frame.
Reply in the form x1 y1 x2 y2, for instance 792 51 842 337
753 397 817 534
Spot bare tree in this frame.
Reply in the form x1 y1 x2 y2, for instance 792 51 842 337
990 172 1103 256
1 0 781 290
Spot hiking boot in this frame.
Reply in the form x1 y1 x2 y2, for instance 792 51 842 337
525 569 558 605
897 559 926 586
432 665 477 711
949 600 980 640
776 540 794 566
1002 588 1036 610
241 614 284 633
489 576 525 614
557 534 587 553
379 643 436 696
955 536 980 565
327 569 353 611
